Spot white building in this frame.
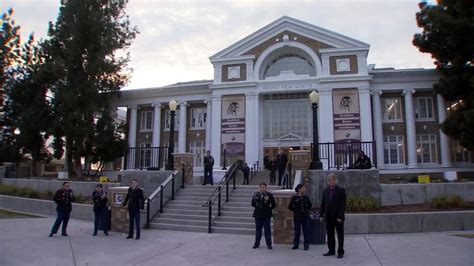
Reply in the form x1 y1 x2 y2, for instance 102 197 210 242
113 16 474 180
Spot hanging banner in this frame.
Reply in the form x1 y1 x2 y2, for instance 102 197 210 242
332 88 361 144
221 95 245 156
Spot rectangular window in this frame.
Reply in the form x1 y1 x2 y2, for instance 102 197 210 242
451 141 471 163
139 143 151 168
190 108 207 129
416 134 437 163
140 111 153 131
383 135 405 165
382 98 402 122
164 109 180 131
189 141 206 167
414 97 434 120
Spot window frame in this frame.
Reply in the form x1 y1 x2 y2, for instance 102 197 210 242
414 96 435 121
383 135 405 165
140 110 153 132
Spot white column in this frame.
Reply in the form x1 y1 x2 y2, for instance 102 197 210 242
205 100 212 151
371 91 384 169
318 89 333 143
245 93 259 165
128 106 138 148
436 94 452 167
152 104 161 147
211 95 222 167
403 89 418 168
359 88 373 142
127 105 138 169
178 102 187 153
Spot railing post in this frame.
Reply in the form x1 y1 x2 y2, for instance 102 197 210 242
226 180 229 202
218 189 222 216
233 170 236 190
182 163 185 188
208 200 212 233
146 199 150 229
159 185 164 213
171 175 175 200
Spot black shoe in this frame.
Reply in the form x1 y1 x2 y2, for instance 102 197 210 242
304 246 309 250
323 252 335 256
252 245 259 249
268 246 272 250
292 246 298 250
104 232 108 236
126 235 133 239
337 254 344 259
48 233 54 237
61 233 68 236
136 236 140 240
93 232 97 236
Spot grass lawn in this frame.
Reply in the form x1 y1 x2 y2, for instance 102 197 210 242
0 209 39 219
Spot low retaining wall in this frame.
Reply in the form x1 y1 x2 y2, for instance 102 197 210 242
380 183 474 206
0 178 121 197
120 170 173 196
345 211 474 234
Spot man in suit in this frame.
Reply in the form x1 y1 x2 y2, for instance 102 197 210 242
123 179 145 240
276 148 288 186
203 150 214 186
319 174 346 258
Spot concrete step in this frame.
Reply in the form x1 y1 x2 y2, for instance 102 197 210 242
149 222 208 233
212 226 253 235
155 218 209 226
157 213 208 221
214 221 254 229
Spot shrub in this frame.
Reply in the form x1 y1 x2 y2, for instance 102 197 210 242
347 196 378 212
431 194 465 208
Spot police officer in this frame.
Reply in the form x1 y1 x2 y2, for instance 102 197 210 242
288 184 312 250
123 179 145 240
242 163 250 185
251 183 276 249
49 181 74 237
203 150 214 186
92 184 109 236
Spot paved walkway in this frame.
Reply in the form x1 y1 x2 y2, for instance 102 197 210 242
0 217 472 266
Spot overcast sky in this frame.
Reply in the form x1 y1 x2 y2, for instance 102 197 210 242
3 0 436 90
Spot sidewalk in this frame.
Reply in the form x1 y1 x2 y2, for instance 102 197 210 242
0 217 472 266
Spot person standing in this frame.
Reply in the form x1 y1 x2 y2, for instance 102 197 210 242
242 162 250 185
276 148 288 186
92 184 108 236
251 183 276 249
203 150 214 186
263 153 270 171
49 182 74 237
123 179 145 240
268 157 277 185
319 174 347 259
288 184 312 250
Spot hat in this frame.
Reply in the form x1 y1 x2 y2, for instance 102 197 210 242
295 184 304 193
96 184 103 188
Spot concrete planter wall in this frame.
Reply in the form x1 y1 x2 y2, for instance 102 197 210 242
0 178 121 197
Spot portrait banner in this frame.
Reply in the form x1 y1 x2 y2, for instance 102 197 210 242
332 88 361 146
221 95 245 156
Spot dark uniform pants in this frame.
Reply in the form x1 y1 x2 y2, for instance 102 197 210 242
51 210 71 235
293 218 309 248
203 168 213 185
94 207 108 234
326 220 344 255
254 217 272 247
243 174 249 185
128 208 141 237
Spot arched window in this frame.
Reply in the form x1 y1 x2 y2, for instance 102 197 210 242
263 54 315 79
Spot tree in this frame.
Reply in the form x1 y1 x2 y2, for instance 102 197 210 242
0 9 22 163
413 0 474 150
43 0 138 176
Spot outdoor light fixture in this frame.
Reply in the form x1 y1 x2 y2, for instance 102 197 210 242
309 90 323 170
166 99 177 170
14 128 21 135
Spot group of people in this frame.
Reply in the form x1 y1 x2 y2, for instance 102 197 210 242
251 174 346 259
48 179 146 240
264 148 289 186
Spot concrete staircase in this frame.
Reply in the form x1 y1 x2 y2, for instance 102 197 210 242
148 184 281 234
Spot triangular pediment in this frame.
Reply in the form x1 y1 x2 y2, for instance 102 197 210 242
210 16 369 62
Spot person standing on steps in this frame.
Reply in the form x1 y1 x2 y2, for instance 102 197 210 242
92 184 109 236
251 183 276 250
203 150 214 186
276 148 288 186
319 174 347 259
242 162 250 185
123 179 145 240
49 182 74 237
288 184 312 250
268 157 277 185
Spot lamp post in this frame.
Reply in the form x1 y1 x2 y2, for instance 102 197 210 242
166 99 177 170
309 90 323 170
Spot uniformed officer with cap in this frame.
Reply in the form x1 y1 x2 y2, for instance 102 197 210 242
251 182 276 249
288 183 312 250
92 183 109 236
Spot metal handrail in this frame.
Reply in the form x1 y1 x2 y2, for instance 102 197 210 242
204 160 242 233
145 163 186 229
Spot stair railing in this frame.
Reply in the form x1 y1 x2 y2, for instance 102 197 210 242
145 163 186 229
203 160 243 233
